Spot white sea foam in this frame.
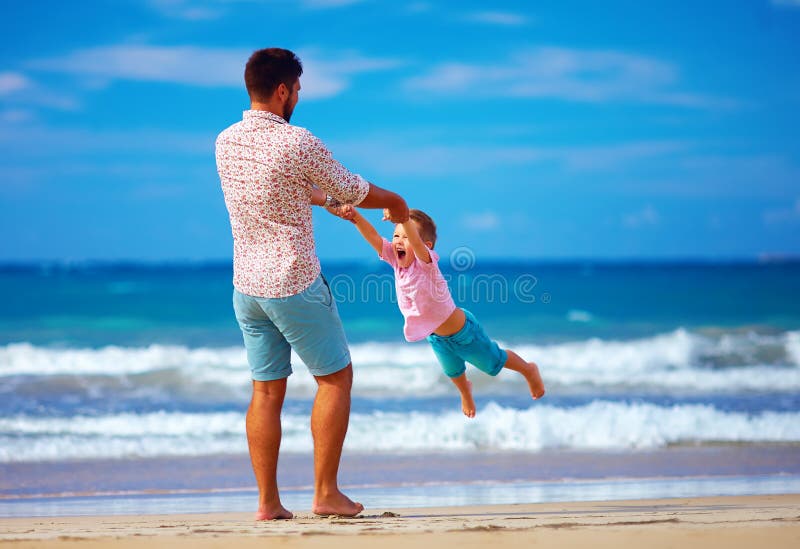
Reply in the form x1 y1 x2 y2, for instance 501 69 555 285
2 401 799 462
787 330 800 366
2 329 799 397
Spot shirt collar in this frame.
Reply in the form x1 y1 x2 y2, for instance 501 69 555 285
243 109 287 124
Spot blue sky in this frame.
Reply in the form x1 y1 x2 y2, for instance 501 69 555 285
1 0 799 262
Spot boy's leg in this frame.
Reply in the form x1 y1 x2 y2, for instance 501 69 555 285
502 350 545 399
427 336 474 417
452 310 545 400
449 373 477 418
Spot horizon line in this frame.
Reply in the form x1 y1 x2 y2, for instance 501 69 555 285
1 255 799 269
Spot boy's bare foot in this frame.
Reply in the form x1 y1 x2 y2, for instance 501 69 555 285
312 490 364 517
522 362 545 399
255 505 293 520
461 380 476 418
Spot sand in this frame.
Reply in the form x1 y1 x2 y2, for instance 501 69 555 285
1 494 799 548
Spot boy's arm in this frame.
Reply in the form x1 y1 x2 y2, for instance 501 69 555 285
353 211 384 256
331 205 383 255
401 219 432 264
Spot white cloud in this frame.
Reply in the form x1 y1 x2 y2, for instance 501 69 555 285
406 2 432 14
407 46 734 108
29 45 248 87
28 45 402 99
462 11 529 26
462 211 500 230
299 49 404 98
623 205 660 228
147 0 223 20
0 71 78 110
331 136 688 177
0 72 32 95
560 141 686 171
303 0 367 7
0 109 35 123
672 154 800 199
772 0 800 7
147 0 367 19
763 198 800 225
0 125 214 157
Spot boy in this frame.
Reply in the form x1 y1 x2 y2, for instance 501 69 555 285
326 202 545 417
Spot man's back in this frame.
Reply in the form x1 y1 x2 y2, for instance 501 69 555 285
217 109 367 298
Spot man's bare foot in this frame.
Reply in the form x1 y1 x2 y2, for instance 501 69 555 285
522 362 545 399
255 505 293 520
312 490 364 517
461 380 476 418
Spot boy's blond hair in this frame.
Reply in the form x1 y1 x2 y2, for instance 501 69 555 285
409 209 437 248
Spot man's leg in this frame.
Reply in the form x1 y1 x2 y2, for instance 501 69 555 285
247 378 293 520
310 364 363 516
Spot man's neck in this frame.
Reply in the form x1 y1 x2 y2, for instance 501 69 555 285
250 101 284 118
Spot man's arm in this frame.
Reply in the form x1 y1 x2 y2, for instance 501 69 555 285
299 132 408 222
356 183 409 224
310 186 326 206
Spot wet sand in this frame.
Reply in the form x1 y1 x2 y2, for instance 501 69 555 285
1 495 799 548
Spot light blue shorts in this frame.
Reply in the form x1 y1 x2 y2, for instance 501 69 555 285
426 309 508 379
232 274 351 381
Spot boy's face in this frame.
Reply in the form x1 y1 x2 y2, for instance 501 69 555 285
392 223 416 268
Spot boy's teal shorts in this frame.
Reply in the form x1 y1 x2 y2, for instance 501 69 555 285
233 274 351 381
426 309 508 378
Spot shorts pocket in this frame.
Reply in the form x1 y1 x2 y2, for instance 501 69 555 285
450 317 476 346
301 275 333 309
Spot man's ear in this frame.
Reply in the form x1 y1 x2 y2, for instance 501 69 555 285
276 82 288 100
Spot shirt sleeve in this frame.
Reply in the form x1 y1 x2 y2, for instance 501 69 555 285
298 130 370 205
415 248 440 270
379 238 397 268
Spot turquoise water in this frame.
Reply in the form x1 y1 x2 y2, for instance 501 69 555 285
2 260 799 346
1 260 799 515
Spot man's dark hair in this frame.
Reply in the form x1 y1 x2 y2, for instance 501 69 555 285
244 48 303 102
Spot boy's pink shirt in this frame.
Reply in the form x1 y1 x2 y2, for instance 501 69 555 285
380 238 457 342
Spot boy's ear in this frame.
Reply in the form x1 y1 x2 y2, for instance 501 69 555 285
425 240 434 250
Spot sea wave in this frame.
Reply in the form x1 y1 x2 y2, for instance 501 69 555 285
1 401 799 462
1 329 799 398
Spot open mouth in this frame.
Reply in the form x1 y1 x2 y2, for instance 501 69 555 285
397 249 407 260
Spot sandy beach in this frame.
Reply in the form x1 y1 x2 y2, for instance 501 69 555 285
1 494 798 548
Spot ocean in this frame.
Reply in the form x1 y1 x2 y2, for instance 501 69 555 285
1 259 800 516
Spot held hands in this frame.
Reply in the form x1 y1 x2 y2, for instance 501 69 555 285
325 201 358 223
323 195 409 225
383 200 409 224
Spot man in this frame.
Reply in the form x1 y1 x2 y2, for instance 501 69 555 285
216 48 408 520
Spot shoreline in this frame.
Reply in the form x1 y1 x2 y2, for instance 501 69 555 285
1 495 798 548
3 445 800 519
5 445 800 497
